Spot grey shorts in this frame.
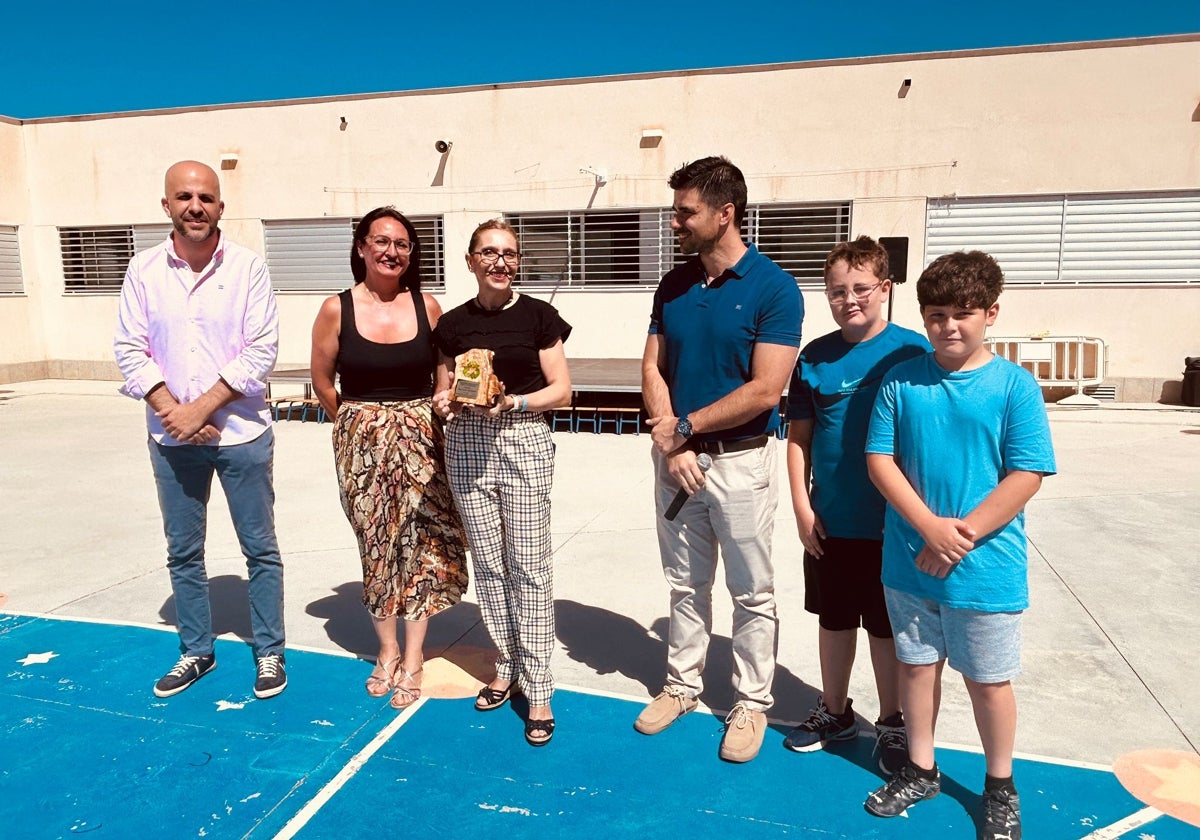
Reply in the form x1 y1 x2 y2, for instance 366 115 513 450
884 586 1023 683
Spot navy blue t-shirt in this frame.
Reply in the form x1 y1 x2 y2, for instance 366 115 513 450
649 243 802 441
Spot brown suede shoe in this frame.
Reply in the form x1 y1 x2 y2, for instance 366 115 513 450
634 686 698 734
719 703 767 762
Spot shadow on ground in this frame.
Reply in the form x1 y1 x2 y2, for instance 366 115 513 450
555 598 825 719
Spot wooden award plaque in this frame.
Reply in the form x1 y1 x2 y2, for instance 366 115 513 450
452 348 502 406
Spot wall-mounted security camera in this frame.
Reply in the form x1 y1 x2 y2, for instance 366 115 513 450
434 140 452 154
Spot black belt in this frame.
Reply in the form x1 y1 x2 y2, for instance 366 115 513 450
692 435 769 455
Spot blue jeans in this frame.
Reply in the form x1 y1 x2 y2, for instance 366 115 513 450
148 429 285 658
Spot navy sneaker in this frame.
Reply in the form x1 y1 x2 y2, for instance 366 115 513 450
154 653 216 697
981 786 1022 840
783 697 857 752
864 762 941 817
253 653 287 699
873 712 908 775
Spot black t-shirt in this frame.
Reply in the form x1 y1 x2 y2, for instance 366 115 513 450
433 295 572 394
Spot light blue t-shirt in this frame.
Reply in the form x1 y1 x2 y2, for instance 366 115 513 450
786 323 931 539
866 353 1056 611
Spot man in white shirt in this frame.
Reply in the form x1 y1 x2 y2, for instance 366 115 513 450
114 160 286 699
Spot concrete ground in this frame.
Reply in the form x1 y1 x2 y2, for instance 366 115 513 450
1 378 1198 773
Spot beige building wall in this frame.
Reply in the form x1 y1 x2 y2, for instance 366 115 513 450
2 37 1197 396
0 118 49 379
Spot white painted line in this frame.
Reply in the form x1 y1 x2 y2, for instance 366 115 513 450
554 679 1115 771
1077 805 1163 839
0 612 1125 775
1 608 179 634
272 697 426 840
0 609 360 658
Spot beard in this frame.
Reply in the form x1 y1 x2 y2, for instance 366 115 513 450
172 216 216 243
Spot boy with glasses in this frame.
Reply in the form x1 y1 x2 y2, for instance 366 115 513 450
862 250 1054 840
782 236 929 773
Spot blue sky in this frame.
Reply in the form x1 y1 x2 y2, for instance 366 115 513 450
3 1 1196 119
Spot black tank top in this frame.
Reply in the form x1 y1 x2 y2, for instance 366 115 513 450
336 286 435 401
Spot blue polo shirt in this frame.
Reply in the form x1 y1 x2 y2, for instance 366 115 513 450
649 243 802 442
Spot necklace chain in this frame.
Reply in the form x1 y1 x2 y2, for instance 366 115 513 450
477 292 514 312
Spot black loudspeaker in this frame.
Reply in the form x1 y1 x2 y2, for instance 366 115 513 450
879 236 910 285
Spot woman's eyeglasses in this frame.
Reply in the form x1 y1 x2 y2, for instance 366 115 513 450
365 236 414 254
472 248 521 264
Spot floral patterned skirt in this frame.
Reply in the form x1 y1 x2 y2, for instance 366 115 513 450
333 398 468 620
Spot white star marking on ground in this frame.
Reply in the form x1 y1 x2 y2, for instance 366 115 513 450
18 651 58 666
215 700 246 711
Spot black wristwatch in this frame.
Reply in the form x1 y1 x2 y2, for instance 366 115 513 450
676 415 693 439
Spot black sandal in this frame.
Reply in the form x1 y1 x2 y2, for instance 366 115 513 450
475 682 518 712
525 717 555 747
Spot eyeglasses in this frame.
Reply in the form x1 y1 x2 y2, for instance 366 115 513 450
825 280 883 304
472 248 521 264
365 236 414 254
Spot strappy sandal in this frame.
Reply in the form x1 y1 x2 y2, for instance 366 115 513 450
389 666 422 710
365 657 398 698
475 681 519 712
525 717 555 747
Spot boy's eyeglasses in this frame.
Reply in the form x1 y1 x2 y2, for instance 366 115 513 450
825 280 883 304
365 236 414 254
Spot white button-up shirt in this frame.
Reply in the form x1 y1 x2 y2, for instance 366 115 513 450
114 232 279 446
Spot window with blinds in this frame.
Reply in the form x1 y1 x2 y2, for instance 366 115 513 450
507 202 851 290
747 202 852 284
59 224 171 293
508 209 677 290
925 192 1200 286
264 216 446 292
0 225 23 295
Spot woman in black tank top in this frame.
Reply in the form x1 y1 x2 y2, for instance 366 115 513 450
311 207 466 711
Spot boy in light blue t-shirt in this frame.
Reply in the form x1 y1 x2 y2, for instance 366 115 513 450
862 251 1055 840
782 237 929 775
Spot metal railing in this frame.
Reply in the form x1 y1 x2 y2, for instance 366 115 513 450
984 335 1108 405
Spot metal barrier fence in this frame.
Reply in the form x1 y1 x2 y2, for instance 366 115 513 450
984 335 1108 405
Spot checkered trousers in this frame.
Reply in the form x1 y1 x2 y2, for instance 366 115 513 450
445 410 556 706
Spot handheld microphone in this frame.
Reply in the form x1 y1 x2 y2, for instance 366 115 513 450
664 452 713 521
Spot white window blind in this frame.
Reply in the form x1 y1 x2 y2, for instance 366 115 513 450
0 225 22 295
926 193 1200 286
265 216 445 292
133 225 172 254
264 219 354 291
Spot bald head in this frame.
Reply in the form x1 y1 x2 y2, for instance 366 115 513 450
162 160 224 247
164 160 220 199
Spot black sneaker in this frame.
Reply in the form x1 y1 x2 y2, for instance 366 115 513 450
873 712 908 775
253 653 287 699
783 697 857 752
981 787 1022 840
153 653 216 697
864 762 941 817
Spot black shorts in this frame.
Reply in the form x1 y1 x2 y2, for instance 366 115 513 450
803 536 893 637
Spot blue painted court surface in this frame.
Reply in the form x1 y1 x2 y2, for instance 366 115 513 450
3 613 1196 839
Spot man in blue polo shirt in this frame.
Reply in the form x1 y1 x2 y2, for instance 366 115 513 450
637 156 803 762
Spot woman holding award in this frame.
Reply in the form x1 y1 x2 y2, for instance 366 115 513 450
311 206 467 711
433 219 571 746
